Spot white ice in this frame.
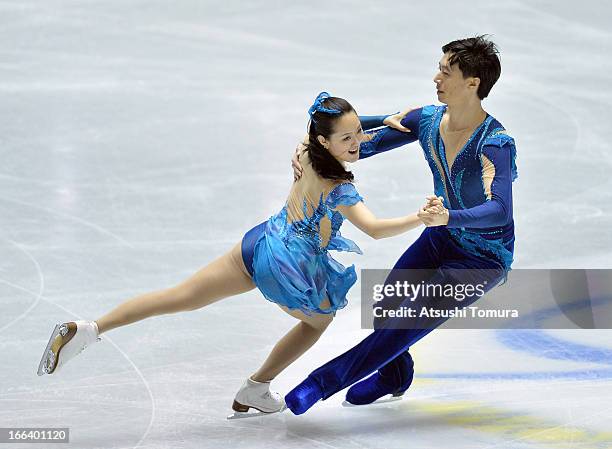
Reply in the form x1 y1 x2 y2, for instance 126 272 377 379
1 1 611 448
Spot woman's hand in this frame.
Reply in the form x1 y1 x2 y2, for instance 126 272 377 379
383 108 415 133
425 195 445 213
418 196 449 227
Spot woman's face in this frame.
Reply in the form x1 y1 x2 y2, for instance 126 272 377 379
318 112 363 163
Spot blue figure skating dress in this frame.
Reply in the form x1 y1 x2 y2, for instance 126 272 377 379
241 152 364 315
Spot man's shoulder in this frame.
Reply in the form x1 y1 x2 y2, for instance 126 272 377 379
481 114 514 146
416 105 443 139
421 104 442 118
482 115 518 181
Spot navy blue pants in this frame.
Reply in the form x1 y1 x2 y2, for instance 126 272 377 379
308 226 506 399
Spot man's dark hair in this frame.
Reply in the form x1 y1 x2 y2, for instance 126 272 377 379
442 35 501 99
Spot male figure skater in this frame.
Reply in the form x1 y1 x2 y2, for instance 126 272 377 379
287 35 517 414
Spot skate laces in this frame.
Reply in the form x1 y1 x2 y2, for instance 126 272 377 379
263 390 281 401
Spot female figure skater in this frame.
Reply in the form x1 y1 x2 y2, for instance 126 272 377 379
37 92 441 417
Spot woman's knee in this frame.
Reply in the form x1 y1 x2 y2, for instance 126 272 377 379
167 285 200 312
303 313 334 332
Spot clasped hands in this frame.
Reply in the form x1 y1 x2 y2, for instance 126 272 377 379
418 196 449 227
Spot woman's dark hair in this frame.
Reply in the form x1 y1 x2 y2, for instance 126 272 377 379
305 96 355 182
442 35 501 99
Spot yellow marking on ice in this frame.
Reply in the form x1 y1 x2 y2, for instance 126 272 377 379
516 427 590 443
402 400 612 448
593 433 612 443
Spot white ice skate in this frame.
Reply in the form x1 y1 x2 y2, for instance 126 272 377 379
226 377 286 420
37 321 100 376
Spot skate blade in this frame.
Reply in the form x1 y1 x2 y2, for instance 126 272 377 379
226 404 287 420
342 394 404 408
36 322 77 376
37 324 61 376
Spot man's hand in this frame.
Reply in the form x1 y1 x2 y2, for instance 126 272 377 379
425 195 444 212
383 108 415 133
361 133 375 142
418 195 449 227
292 135 308 182
292 132 375 182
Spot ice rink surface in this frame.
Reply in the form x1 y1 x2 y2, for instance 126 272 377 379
1 1 612 448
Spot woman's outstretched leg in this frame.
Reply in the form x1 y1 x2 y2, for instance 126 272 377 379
96 242 255 334
38 243 254 375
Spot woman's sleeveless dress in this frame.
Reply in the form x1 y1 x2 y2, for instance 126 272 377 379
241 182 364 315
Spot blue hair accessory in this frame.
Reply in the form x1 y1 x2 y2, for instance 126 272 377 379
308 92 341 118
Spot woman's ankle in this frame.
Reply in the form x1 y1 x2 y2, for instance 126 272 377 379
249 373 273 383
93 320 105 335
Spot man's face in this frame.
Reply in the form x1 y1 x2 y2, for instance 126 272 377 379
433 52 478 104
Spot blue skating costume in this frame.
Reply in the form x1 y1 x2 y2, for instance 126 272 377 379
286 105 518 413
241 182 365 315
